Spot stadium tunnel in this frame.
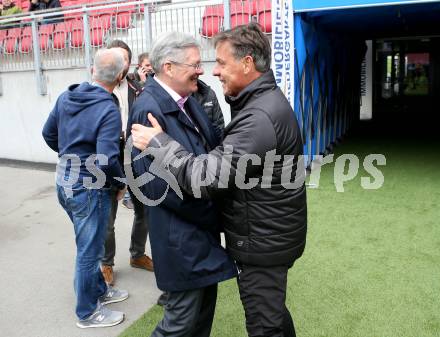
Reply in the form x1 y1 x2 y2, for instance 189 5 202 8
291 0 440 166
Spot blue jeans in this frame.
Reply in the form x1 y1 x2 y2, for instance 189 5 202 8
56 185 111 320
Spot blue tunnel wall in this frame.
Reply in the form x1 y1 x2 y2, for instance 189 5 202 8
293 13 367 166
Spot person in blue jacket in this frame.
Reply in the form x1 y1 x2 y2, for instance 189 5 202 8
42 48 130 329
127 33 237 337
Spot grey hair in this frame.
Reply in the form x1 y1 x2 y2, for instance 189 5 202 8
92 48 125 85
150 32 200 74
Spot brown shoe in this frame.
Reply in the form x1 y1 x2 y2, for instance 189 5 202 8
130 255 154 272
101 265 114 285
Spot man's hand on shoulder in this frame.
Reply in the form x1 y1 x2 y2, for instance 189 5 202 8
132 113 163 151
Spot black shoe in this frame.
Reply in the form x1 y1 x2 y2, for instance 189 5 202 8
157 292 169 306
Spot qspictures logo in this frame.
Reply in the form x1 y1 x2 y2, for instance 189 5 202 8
55 138 386 205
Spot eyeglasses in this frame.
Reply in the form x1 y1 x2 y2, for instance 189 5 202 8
169 60 203 70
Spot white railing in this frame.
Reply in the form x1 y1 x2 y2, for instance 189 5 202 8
0 0 217 72
0 0 271 94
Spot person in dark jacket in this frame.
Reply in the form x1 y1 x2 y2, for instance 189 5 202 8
100 40 153 287
193 79 224 139
42 48 129 329
155 78 225 308
29 0 60 11
127 32 237 337
29 0 62 24
131 23 307 337
131 52 154 87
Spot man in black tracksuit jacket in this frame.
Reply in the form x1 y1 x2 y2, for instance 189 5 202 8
131 24 307 337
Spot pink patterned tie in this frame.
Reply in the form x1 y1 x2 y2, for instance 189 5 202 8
177 97 188 111
177 96 199 133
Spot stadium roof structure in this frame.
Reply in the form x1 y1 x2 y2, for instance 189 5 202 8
292 0 440 38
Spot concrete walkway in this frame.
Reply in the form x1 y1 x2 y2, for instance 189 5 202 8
0 163 161 337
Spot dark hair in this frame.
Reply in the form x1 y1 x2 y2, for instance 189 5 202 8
214 23 271 73
137 52 150 65
107 39 132 63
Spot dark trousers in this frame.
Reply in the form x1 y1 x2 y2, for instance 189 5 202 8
102 188 149 265
151 284 218 337
237 264 296 337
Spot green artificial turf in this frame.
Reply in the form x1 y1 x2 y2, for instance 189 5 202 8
120 134 440 337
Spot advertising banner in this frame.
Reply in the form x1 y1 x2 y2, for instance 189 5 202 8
293 0 438 11
271 0 295 109
360 40 373 120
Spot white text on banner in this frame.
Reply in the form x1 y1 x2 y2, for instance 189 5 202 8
271 0 295 110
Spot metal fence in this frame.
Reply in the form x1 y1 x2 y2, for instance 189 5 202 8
0 1 213 71
0 0 271 93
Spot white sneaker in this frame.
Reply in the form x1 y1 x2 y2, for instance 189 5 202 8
99 286 129 305
76 303 124 329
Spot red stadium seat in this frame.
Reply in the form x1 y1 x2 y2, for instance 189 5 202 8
0 30 7 52
21 26 32 38
89 0 114 18
19 27 33 53
39 24 55 35
52 32 68 50
100 14 112 30
69 19 84 31
53 31 67 50
0 29 7 43
62 1 78 9
90 15 111 30
114 2 135 29
249 0 257 15
258 11 271 33
39 33 50 52
251 0 266 15
70 28 84 48
63 3 82 21
53 23 69 50
204 4 224 17
115 12 132 29
7 27 22 38
230 1 252 28
20 36 33 53
90 27 105 47
4 37 18 54
54 22 69 33
255 0 271 33
200 5 224 38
